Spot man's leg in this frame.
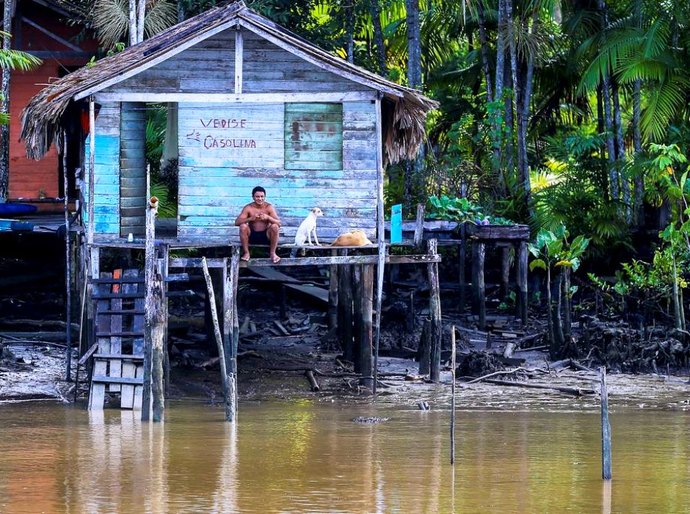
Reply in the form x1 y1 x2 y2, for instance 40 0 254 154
268 224 281 263
239 224 251 261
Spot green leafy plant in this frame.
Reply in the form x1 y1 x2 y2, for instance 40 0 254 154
426 195 515 226
529 224 589 358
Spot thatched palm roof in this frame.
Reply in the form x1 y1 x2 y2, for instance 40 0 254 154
21 0 437 165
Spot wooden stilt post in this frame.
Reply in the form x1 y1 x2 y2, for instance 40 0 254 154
63 138 73 381
226 247 240 420
359 264 374 391
328 249 339 331
450 325 457 465
428 239 442 382
203 256 232 421
600 366 612 480
472 241 486 330
418 318 430 375
338 255 354 362
230 248 240 414
353 265 363 373
413 204 425 250
458 223 467 311
159 243 170 393
143 196 165 421
517 241 529 325
501 245 510 299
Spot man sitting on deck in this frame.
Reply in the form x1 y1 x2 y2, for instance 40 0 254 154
234 186 282 263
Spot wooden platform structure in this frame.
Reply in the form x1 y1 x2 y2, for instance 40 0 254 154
20 1 440 423
79 228 442 420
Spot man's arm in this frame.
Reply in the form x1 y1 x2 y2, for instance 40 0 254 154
234 205 252 226
265 205 281 226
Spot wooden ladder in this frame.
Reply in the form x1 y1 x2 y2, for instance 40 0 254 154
88 269 145 410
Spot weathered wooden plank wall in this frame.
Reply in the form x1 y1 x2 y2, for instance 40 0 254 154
177 100 377 242
90 26 380 242
120 103 147 236
85 103 120 234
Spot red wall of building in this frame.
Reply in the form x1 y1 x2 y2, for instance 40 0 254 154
8 2 99 203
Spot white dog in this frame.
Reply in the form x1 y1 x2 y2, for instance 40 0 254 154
291 207 323 257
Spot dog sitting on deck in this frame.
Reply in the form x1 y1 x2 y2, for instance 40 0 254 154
290 207 323 257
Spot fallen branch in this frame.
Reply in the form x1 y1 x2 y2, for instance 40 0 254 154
483 378 596 396
465 367 530 384
305 370 320 391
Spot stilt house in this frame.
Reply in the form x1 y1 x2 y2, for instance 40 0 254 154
21 0 436 242
19 0 440 416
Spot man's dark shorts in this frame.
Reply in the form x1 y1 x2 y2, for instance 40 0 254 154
249 229 269 245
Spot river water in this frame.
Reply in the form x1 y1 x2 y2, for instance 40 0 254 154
0 399 688 513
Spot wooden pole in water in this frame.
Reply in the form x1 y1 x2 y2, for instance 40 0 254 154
517 241 529 325
353 265 363 374
228 248 240 419
63 137 73 381
359 264 374 391
338 255 354 362
328 249 339 331
143 196 165 421
450 325 457 465
203 256 232 421
428 239 442 382
373 95 385 395
600 366 612 480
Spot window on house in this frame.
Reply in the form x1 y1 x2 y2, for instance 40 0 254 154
284 103 343 170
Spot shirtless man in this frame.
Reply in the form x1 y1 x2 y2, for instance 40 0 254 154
234 186 281 263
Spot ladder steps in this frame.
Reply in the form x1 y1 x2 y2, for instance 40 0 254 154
99 309 146 315
93 353 144 361
92 375 144 386
96 331 145 337
92 292 145 299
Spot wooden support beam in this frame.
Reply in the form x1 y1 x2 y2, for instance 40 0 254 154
144 198 165 422
517 241 529 325
337 253 354 363
228 248 240 420
169 254 441 269
203 256 233 422
353 265 363 374
428 239 442 383
359 264 374 391
328 249 339 331
501 246 511 299
458 223 467 311
472 241 487 330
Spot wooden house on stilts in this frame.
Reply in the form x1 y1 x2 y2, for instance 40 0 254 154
20 1 439 421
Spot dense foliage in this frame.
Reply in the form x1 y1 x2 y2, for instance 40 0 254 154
27 0 690 358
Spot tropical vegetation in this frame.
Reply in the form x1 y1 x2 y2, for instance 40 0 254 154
10 0 690 357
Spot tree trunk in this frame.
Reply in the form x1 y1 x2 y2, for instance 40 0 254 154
368 0 386 75
612 81 630 221
597 0 619 202
345 0 355 63
404 0 423 209
546 267 555 358
632 0 644 226
406 0 422 89
0 0 14 201
552 272 565 355
129 0 137 46
476 0 493 101
137 0 145 43
562 268 572 344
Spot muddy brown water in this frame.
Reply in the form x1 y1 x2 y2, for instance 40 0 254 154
0 399 688 513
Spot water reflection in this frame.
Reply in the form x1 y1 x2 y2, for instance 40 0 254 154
0 402 688 513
